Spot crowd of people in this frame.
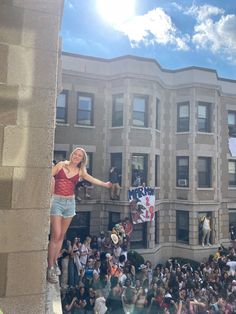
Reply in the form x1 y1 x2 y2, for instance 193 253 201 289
57 229 236 314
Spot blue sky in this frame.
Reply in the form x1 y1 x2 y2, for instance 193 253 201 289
61 0 236 80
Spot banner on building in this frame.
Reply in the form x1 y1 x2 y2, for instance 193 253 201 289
128 186 155 224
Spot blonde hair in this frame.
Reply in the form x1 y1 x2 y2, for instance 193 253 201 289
70 147 88 170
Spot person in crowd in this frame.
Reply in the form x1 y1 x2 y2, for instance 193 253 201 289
106 276 125 314
97 231 106 252
85 287 95 314
122 217 133 248
60 239 71 290
68 237 81 288
60 227 236 314
48 147 111 284
94 289 107 314
134 287 147 314
79 237 92 269
201 214 211 247
230 225 236 249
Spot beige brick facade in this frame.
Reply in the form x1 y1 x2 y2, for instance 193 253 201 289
56 52 236 265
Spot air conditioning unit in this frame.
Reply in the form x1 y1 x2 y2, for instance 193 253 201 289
178 179 188 187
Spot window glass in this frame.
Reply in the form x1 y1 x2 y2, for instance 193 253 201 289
198 157 211 187
156 98 160 130
111 153 122 185
77 93 93 125
133 96 147 127
228 111 236 137
176 211 189 244
130 222 147 249
112 95 124 127
177 102 189 132
131 154 148 186
198 102 211 132
176 157 189 186
56 91 67 123
229 160 236 186
155 155 160 187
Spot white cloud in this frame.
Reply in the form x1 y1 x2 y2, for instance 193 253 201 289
188 4 236 63
186 4 224 22
113 8 190 51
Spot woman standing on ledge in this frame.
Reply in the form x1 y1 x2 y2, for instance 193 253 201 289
47 147 111 284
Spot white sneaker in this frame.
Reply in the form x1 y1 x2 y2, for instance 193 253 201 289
207 243 212 246
47 267 59 284
202 243 205 247
55 262 61 276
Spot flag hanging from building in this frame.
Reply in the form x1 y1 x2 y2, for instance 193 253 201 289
128 186 155 224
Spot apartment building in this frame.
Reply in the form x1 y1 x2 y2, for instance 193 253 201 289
54 52 236 263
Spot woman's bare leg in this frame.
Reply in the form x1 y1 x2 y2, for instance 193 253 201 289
48 216 72 268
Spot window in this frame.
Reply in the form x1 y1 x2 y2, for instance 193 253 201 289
111 153 122 185
198 102 211 132
56 90 68 123
228 111 236 137
198 157 211 188
132 96 148 127
86 153 93 175
112 94 123 127
177 102 189 132
130 222 147 249
176 157 189 187
155 211 160 244
108 212 121 231
66 211 90 242
53 150 66 163
229 208 236 230
156 98 160 130
77 93 94 125
155 155 160 187
132 154 148 187
229 160 236 186
176 211 189 244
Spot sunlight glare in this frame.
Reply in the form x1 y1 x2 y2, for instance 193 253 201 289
96 0 135 26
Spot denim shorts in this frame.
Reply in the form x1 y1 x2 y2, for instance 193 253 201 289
50 195 76 218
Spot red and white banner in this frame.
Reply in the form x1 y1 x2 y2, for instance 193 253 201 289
128 186 155 224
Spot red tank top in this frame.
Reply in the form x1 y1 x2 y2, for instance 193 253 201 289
54 167 80 196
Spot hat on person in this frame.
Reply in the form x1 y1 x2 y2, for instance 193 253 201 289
139 264 147 270
105 253 111 258
111 233 119 245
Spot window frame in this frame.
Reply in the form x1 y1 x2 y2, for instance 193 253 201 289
176 156 189 187
198 157 212 188
132 95 148 128
108 212 121 231
77 92 94 126
228 160 236 186
177 101 189 132
228 111 236 137
155 155 160 187
56 90 68 123
111 153 122 186
86 152 93 175
53 150 67 163
176 210 189 244
112 94 124 127
131 153 148 187
156 98 160 130
130 222 147 249
198 101 211 133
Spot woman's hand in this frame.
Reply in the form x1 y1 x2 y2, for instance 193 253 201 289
104 181 112 188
